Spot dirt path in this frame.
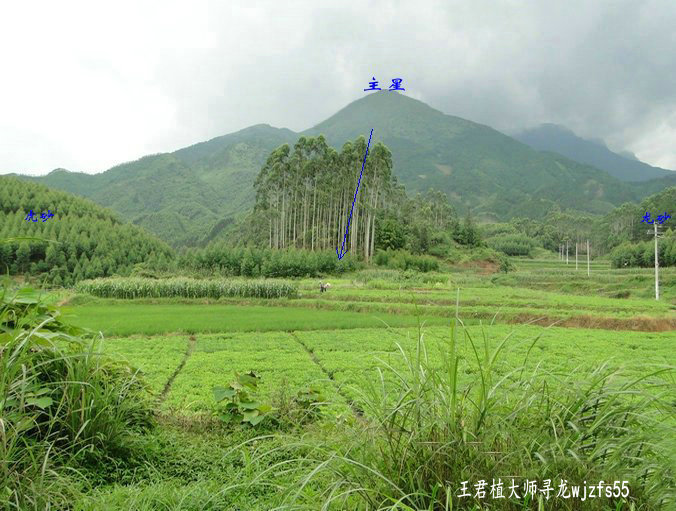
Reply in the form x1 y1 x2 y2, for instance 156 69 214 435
158 334 197 404
288 331 364 418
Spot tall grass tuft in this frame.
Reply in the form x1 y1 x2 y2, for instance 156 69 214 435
1 278 154 509
76 277 299 300
247 320 674 510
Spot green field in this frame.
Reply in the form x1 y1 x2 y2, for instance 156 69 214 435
112 325 673 411
10 260 676 510
61 302 454 336
62 262 676 338
53 260 674 509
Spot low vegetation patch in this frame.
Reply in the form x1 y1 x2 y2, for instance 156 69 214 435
374 249 440 272
249 322 675 510
487 233 536 256
0 281 154 509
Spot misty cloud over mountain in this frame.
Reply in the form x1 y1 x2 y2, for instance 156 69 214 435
1 1 675 176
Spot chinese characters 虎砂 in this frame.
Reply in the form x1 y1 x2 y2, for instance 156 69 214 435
364 77 405 92
641 212 670 225
25 209 55 222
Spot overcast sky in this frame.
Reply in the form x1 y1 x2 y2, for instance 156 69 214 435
1 0 674 176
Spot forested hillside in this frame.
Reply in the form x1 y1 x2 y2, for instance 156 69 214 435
18 93 674 248
26 125 298 247
479 187 675 265
0 177 173 285
514 124 674 182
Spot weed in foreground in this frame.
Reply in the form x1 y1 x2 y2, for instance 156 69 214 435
0 278 154 509
241 319 674 510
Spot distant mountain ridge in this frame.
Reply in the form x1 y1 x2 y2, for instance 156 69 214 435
21 124 298 246
514 123 673 182
12 93 676 247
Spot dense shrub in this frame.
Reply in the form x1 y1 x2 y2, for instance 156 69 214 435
373 250 439 272
609 234 675 268
77 277 298 299
498 254 514 273
487 234 536 256
180 246 360 278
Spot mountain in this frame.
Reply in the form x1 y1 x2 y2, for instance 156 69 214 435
302 93 675 219
0 176 173 285
25 125 298 246
513 123 674 182
15 93 676 247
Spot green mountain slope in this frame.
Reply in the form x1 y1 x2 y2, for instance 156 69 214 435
19 93 675 246
514 123 674 182
27 125 297 246
302 93 675 220
0 176 173 285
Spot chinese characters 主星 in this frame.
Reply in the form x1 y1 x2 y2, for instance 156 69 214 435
364 77 405 92
25 210 54 222
641 212 670 225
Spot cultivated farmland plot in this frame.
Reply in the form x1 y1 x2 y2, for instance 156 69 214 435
57 264 675 510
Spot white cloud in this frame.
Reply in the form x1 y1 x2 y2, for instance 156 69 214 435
1 0 674 175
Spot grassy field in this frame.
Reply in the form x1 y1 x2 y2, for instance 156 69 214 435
111 325 674 411
19 260 676 509
62 262 676 336
61 302 454 336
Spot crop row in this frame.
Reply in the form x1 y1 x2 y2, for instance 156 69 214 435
76 277 298 299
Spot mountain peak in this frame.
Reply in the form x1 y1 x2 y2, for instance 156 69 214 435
330 91 444 119
303 92 485 150
240 123 292 133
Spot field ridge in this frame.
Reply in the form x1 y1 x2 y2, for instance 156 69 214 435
289 331 365 417
158 335 197 404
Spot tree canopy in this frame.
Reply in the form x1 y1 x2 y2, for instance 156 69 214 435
0 177 173 285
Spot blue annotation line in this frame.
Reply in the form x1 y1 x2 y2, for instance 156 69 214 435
337 128 374 260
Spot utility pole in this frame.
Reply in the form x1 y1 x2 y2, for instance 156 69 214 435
575 242 578 270
586 240 590 277
654 222 660 300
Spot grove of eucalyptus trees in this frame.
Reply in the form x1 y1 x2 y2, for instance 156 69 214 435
253 135 396 260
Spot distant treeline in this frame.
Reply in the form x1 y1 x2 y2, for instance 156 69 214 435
480 186 674 264
609 236 676 268
2 162 674 288
177 246 360 278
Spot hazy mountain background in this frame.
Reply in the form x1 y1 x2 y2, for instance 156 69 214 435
17 93 675 247
513 124 674 182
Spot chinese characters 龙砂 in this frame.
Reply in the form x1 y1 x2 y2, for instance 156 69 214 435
25 210 55 222
641 212 670 225
364 77 405 92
